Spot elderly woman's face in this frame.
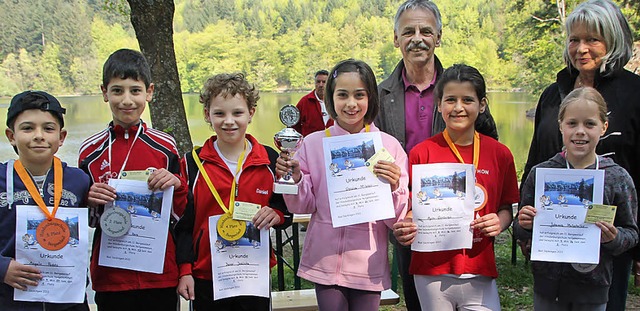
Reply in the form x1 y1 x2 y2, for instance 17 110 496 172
568 23 607 75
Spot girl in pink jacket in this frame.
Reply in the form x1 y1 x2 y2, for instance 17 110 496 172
276 59 409 311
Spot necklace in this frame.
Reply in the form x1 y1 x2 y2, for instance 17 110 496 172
575 75 593 88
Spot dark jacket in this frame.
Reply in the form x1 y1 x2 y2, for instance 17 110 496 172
522 67 640 258
0 160 90 311
514 153 639 304
376 57 498 151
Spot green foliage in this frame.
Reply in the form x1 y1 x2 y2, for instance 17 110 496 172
2 0 640 97
35 44 66 93
91 17 139 65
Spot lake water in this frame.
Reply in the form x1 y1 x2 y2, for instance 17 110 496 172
0 91 537 176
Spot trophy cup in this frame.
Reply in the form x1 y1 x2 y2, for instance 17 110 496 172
273 105 304 194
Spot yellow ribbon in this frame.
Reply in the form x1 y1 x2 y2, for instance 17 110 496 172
191 141 247 214
325 123 370 137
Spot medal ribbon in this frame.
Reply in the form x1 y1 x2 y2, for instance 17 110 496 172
14 157 63 220
442 129 480 169
191 140 247 214
563 150 600 170
325 123 370 137
109 124 142 178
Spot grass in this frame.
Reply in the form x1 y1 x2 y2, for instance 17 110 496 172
271 229 640 310
495 231 534 311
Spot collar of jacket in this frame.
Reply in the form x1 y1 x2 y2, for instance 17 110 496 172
380 54 444 93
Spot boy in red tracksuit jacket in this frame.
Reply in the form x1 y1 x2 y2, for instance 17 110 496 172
78 49 187 311
175 73 291 311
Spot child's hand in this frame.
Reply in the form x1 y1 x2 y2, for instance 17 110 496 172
4 259 41 291
374 160 401 191
517 205 536 230
177 274 195 300
471 213 502 237
87 183 117 207
596 221 618 243
147 168 181 191
275 152 301 183
252 207 281 230
392 218 417 246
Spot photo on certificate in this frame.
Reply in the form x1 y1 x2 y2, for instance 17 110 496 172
213 222 262 250
531 168 604 264
327 138 375 177
415 170 468 205
411 163 475 252
538 174 595 210
113 190 164 220
322 132 395 227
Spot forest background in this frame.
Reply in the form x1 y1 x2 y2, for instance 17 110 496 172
4 0 640 98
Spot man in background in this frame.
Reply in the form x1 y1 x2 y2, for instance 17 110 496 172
293 70 333 137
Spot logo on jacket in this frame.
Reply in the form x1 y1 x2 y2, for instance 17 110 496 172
477 169 489 175
256 188 269 195
100 159 109 171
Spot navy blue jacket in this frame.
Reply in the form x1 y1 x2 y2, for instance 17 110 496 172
0 160 89 310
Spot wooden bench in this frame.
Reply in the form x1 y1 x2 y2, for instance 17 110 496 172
271 288 400 311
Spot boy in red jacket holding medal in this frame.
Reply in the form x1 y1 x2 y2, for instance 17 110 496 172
175 73 290 310
78 49 187 311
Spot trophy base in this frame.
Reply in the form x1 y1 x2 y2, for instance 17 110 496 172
273 182 299 195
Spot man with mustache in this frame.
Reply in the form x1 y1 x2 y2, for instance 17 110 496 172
376 1 497 310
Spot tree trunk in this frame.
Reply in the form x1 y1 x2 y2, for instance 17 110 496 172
126 0 192 155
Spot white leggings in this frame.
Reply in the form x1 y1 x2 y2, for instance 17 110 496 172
414 275 501 311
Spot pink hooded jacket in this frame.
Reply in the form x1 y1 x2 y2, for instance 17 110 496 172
284 123 409 291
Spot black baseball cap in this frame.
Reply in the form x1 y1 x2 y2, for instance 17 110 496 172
6 91 66 128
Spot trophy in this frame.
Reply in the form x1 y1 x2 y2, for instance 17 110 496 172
273 105 304 194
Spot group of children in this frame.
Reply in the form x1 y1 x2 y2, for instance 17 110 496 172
0 47 637 311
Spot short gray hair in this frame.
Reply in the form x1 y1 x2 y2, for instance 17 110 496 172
394 0 442 33
563 0 632 75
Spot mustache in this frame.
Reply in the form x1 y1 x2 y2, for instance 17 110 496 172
406 41 429 52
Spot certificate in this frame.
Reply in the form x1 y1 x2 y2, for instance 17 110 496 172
209 215 270 300
98 179 173 273
411 163 475 252
531 168 604 264
14 206 89 303
322 132 395 227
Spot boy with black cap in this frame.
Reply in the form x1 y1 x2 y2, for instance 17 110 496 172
1 90 90 310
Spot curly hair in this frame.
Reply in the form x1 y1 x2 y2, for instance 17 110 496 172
199 73 260 110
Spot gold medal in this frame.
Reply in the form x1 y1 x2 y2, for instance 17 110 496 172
216 213 246 241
